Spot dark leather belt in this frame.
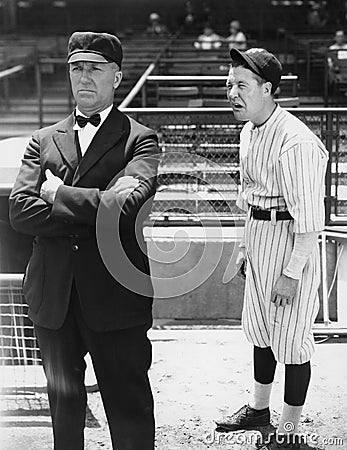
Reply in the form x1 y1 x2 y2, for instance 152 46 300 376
250 207 293 221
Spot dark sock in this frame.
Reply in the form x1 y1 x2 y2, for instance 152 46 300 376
284 361 311 406
253 345 277 384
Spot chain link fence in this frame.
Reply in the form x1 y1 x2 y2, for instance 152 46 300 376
127 108 347 222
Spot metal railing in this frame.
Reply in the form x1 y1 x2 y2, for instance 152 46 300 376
0 64 32 110
118 30 183 110
121 73 299 109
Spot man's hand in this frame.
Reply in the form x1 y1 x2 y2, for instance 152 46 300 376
222 248 246 284
235 249 246 276
271 274 299 307
112 176 140 203
40 169 63 204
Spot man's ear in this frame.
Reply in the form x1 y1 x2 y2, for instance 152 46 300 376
263 81 272 96
114 71 123 90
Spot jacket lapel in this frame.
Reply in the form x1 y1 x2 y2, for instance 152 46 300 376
72 107 126 185
52 114 79 171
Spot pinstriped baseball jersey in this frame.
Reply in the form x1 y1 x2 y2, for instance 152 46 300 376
237 106 328 232
237 105 328 364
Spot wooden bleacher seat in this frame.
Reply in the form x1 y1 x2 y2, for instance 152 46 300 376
202 86 226 97
276 97 300 107
157 86 199 107
201 98 230 107
158 99 200 107
167 64 204 75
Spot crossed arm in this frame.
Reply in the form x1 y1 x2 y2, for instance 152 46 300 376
9 131 160 236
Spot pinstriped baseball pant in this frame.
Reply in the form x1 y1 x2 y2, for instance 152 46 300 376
242 216 321 364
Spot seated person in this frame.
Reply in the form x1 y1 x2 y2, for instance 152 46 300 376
194 24 222 50
327 30 347 84
226 20 247 50
329 29 347 51
146 12 169 36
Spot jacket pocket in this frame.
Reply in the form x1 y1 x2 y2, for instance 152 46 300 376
23 239 45 313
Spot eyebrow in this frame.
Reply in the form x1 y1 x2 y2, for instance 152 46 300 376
226 78 248 85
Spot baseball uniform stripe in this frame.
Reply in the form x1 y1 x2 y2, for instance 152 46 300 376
243 218 320 364
237 105 328 364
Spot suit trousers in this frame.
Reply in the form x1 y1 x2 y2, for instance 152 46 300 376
34 282 154 450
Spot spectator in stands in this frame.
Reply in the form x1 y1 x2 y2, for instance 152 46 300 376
226 20 247 51
194 24 223 50
9 31 159 450
327 29 347 84
184 0 195 26
329 28 347 50
146 12 169 36
307 1 328 29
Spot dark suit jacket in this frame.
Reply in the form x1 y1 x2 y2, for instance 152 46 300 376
9 107 160 331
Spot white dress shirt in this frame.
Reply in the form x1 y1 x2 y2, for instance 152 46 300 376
73 104 113 156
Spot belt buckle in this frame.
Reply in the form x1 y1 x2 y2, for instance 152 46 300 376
270 209 277 226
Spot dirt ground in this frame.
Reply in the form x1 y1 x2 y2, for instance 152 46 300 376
0 329 346 450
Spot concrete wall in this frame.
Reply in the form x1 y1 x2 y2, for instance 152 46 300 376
148 229 338 322
149 237 245 320
0 206 339 323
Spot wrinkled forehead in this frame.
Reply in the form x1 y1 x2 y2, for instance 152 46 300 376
69 60 119 71
227 65 259 82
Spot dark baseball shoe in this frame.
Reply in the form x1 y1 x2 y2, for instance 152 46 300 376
215 404 270 432
257 433 311 450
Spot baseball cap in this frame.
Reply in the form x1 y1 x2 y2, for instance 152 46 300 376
230 48 282 93
67 31 123 68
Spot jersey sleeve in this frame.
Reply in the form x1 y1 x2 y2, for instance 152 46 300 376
279 140 328 233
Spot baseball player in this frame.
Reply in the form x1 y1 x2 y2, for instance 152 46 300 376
215 48 328 450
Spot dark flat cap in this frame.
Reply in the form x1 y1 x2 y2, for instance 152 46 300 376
230 48 282 93
67 31 123 67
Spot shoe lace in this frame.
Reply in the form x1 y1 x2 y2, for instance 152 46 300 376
234 405 249 421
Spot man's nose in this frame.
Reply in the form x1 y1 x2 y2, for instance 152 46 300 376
227 85 238 99
80 68 92 83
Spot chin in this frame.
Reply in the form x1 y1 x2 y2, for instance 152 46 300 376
232 111 248 122
77 99 97 111
77 92 95 103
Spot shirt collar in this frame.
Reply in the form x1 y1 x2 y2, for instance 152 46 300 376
73 104 113 131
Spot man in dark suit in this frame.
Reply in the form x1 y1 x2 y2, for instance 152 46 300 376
9 31 159 450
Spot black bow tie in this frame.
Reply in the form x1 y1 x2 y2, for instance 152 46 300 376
75 114 101 128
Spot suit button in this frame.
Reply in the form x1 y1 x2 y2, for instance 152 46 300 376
72 244 79 252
